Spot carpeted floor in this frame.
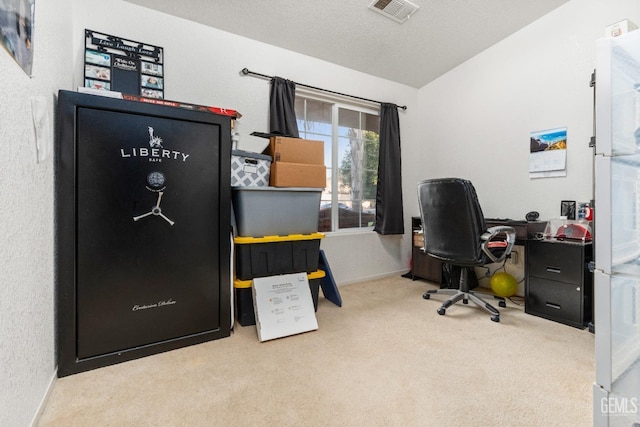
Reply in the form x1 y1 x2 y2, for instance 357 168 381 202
38 275 595 426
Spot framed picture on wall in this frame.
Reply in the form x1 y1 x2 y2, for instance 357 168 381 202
0 0 35 76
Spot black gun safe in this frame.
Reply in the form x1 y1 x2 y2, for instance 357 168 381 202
55 90 231 377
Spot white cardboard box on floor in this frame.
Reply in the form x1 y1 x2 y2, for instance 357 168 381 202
252 272 318 342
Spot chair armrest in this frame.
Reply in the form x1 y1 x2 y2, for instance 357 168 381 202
481 226 516 263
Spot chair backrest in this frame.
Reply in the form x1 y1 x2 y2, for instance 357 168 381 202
417 178 487 266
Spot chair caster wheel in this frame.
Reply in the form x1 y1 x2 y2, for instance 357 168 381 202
423 293 431 299
499 301 506 308
463 299 469 304
437 307 446 316
491 315 500 322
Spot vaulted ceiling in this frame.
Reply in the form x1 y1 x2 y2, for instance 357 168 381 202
125 0 570 88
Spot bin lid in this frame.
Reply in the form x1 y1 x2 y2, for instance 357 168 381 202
234 233 325 244
308 270 326 280
234 270 325 288
231 186 322 193
231 149 272 161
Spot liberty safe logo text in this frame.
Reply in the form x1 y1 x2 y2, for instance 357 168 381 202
120 126 190 163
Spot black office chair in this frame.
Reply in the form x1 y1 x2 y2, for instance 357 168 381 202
417 178 516 322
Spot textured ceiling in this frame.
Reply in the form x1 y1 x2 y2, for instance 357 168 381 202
124 0 570 88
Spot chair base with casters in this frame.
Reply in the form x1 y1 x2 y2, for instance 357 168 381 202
417 178 516 323
422 266 505 322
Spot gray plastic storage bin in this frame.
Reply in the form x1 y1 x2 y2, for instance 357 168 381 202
232 186 322 236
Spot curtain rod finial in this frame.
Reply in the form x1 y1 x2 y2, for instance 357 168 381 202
241 68 249 75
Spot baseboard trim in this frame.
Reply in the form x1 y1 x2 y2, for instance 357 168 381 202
338 269 409 286
30 369 57 427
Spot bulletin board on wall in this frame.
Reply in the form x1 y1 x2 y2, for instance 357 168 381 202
84 29 164 99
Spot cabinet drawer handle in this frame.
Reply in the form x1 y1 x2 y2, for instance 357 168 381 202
546 266 561 274
545 302 561 310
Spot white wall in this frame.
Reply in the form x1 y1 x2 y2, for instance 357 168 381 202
0 1 73 426
73 0 419 284
412 0 640 291
415 0 640 222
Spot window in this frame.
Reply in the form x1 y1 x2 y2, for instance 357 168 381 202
295 93 380 232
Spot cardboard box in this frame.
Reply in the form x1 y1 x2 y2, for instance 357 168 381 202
269 137 324 165
270 162 326 188
605 19 638 37
412 231 424 248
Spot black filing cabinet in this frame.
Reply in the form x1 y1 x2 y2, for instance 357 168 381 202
525 239 593 329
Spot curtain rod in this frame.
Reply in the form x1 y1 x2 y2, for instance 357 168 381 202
241 68 407 110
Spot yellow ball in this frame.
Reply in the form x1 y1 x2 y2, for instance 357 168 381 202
490 272 518 297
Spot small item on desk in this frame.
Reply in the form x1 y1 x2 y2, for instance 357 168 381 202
578 202 593 221
543 218 592 242
556 223 592 241
413 227 424 247
561 200 576 220
525 211 540 221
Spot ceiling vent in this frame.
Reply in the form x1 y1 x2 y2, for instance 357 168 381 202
368 0 420 24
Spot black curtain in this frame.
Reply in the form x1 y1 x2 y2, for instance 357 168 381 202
374 103 404 235
269 77 299 138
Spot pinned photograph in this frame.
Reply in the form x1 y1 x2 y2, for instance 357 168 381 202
141 75 163 89
142 61 163 76
85 64 110 81
85 49 111 67
141 88 163 99
85 79 110 91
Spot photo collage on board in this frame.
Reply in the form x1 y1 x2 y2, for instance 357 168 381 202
84 29 164 99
